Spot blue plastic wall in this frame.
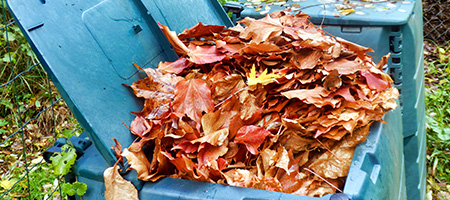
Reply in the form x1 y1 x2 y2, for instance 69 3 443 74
7 0 232 168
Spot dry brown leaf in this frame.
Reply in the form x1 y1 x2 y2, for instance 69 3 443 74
104 165 139 200
160 24 190 56
239 15 283 43
121 148 151 181
323 58 368 75
178 22 225 40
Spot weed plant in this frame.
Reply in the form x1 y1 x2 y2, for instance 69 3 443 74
424 40 450 199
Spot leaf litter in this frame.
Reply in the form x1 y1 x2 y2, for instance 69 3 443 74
108 10 398 198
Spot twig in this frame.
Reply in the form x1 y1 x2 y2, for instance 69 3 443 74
214 86 249 108
304 168 343 193
320 4 326 29
315 138 342 162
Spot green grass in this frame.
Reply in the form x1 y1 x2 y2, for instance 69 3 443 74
424 41 450 199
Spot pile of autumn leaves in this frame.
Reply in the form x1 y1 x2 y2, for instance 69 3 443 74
108 11 399 198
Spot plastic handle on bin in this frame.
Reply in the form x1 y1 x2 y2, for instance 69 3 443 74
223 2 244 18
43 133 92 163
330 193 351 200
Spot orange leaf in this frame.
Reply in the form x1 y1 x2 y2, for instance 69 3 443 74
121 148 151 180
294 49 322 70
323 70 342 91
198 142 228 167
160 24 190 56
178 22 225 40
187 44 227 64
332 86 355 102
239 15 283 43
172 79 214 124
281 87 340 108
336 37 374 60
323 58 368 75
158 57 193 74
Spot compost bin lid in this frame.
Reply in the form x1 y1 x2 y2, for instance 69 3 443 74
238 0 417 26
7 0 232 167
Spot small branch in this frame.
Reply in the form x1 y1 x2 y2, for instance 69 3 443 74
214 86 249 108
315 138 342 162
304 168 343 193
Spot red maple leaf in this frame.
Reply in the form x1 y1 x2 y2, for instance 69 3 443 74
234 125 273 155
361 70 390 92
172 79 214 125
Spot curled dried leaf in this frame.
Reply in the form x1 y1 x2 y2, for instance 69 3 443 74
104 165 139 200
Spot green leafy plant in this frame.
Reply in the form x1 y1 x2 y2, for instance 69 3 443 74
50 144 77 176
50 144 87 197
62 182 87 197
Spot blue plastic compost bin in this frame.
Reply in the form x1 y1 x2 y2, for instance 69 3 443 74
228 0 426 199
7 0 408 199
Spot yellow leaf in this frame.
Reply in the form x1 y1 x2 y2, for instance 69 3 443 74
246 65 282 86
340 9 355 16
445 68 450 74
1 179 15 190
